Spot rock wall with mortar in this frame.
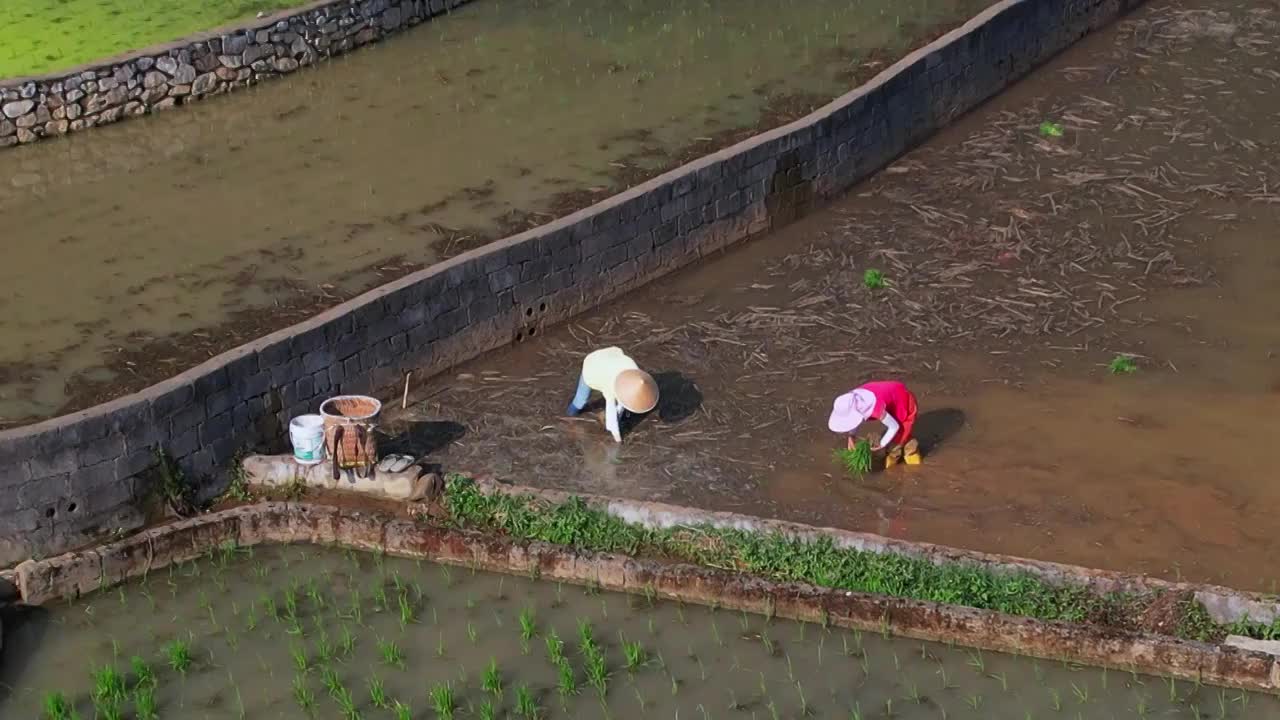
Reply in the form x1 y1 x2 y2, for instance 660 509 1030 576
0 0 472 148
0 0 1141 566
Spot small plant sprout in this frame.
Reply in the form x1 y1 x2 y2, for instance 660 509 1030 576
863 268 885 290
91 665 127 705
905 681 921 704
334 685 360 720
966 650 986 673
377 638 405 669
991 671 1009 692
398 591 414 626
392 700 412 720
520 606 538 642
545 630 565 665
291 644 309 672
1109 354 1138 375
293 674 316 711
339 624 357 657
482 658 503 696
430 682 456 720
623 637 647 672
796 681 812 716
479 700 496 720
165 638 193 674
577 618 596 652
130 656 155 689
585 644 610 696
556 658 579 697
467 621 478 644
41 692 73 720
315 629 335 663
516 684 539 719
1048 688 1062 711
1071 682 1089 704
1039 120 1065 138
320 666 342 697
369 675 389 709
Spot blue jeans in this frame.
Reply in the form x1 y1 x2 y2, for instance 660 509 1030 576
566 374 591 416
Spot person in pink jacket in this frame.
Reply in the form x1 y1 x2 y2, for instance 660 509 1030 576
828 380 922 467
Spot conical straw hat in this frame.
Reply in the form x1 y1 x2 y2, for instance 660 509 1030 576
615 369 659 414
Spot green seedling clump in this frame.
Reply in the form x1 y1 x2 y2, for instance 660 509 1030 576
430 682 456 720
91 665 127 705
833 438 873 478
377 638 406 669
622 638 647 672
164 639 193 674
369 676 389 709
133 684 158 720
862 268 885 290
41 692 74 720
482 658 503 696
1039 121 1065 138
1108 354 1138 375
442 475 1278 643
129 656 155 689
515 684 539 719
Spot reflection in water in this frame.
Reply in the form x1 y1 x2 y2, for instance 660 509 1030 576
0 0 987 423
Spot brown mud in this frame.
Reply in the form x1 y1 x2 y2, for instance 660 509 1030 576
0 0 983 422
382 0 1280 590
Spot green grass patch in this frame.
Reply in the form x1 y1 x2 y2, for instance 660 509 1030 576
0 1 310 79
440 476 1280 643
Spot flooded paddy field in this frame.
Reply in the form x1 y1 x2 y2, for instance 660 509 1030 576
385 0 1280 590
3 544 1275 719
0 0 990 426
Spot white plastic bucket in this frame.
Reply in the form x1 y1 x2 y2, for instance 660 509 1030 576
289 414 326 465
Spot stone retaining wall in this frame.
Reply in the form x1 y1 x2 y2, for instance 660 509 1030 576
0 0 472 148
11 502 1280 693
467 478 1280 627
0 0 1141 566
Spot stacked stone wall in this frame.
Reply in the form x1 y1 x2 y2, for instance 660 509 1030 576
0 0 471 147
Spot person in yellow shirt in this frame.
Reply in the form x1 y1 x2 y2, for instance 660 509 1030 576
566 347 660 443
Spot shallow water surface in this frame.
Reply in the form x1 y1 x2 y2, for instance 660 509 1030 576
388 0 1280 589
2 545 1273 718
0 0 988 423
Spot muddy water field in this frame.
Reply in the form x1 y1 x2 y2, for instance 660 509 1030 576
2 544 1276 719
0 0 989 425
383 0 1280 590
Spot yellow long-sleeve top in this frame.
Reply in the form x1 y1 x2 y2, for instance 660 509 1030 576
581 347 639 441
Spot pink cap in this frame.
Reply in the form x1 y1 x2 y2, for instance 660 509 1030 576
828 389 876 433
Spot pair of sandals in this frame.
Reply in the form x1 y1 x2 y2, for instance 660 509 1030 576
376 454 417 473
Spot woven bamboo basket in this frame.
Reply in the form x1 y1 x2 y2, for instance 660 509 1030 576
319 395 382 473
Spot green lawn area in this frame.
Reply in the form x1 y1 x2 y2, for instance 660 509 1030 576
0 0 310 79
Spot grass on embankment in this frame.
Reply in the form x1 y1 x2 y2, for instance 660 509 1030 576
1 0 309 79
441 476 1280 644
